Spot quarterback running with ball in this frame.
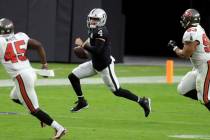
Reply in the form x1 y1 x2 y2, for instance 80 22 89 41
68 8 151 117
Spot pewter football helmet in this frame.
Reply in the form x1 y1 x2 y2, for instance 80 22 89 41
0 18 14 35
180 9 200 29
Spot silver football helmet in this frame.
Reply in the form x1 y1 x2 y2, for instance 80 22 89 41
87 8 107 28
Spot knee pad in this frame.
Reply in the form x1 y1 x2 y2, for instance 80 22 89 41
177 84 186 95
177 84 198 100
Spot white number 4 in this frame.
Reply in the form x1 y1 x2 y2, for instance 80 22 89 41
98 30 103 36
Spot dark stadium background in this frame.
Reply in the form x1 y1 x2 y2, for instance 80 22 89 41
0 0 209 62
123 0 210 57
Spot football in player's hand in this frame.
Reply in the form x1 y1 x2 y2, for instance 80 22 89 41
73 46 89 59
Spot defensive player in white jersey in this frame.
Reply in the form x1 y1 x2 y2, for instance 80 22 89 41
0 18 67 139
168 9 210 110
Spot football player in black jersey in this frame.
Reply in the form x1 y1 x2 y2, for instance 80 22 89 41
68 8 151 117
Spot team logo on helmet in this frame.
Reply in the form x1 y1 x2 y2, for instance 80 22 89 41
87 8 107 28
180 9 200 29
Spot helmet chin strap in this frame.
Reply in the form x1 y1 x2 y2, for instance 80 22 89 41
181 21 190 29
185 21 190 28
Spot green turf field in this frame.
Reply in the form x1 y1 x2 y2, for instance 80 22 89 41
0 62 191 79
1 63 210 140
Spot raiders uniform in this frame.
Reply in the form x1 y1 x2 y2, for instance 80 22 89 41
72 26 119 92
69 8 151 117
87 26 112 71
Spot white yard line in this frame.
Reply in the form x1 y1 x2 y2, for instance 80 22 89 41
0 76 183 87
168 134 210 139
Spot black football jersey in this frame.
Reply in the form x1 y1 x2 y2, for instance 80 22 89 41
87 26 112 71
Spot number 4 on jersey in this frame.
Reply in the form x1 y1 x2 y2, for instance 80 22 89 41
98 30 103 36
4 40 27 63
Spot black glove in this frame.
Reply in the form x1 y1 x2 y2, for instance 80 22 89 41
168 40 178 51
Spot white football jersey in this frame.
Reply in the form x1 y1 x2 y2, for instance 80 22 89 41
182 25 210 68
0 32 32 78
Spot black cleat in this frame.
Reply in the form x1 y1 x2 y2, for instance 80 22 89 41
139 97 151 117
71 100 88 112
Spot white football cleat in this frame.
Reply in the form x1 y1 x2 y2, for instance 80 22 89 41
53 127 67 139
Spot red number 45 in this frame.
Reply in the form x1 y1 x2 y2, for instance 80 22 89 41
4 40 27 63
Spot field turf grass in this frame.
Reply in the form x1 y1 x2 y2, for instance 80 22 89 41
1 63 210 140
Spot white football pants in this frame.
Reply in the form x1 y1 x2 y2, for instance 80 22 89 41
10 69 39 112
177 61 210 104
72 57 120 92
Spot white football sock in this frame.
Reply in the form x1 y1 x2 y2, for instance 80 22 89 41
51 121 63 130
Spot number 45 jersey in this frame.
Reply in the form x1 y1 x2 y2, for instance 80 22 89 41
0 32 32 78
183 25 210 68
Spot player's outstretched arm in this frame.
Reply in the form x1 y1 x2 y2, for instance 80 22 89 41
27 39 48 69
168 40 197 58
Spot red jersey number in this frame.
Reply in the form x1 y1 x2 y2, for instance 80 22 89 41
4 40 27 63
203 34 209 46
203 34 210 53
